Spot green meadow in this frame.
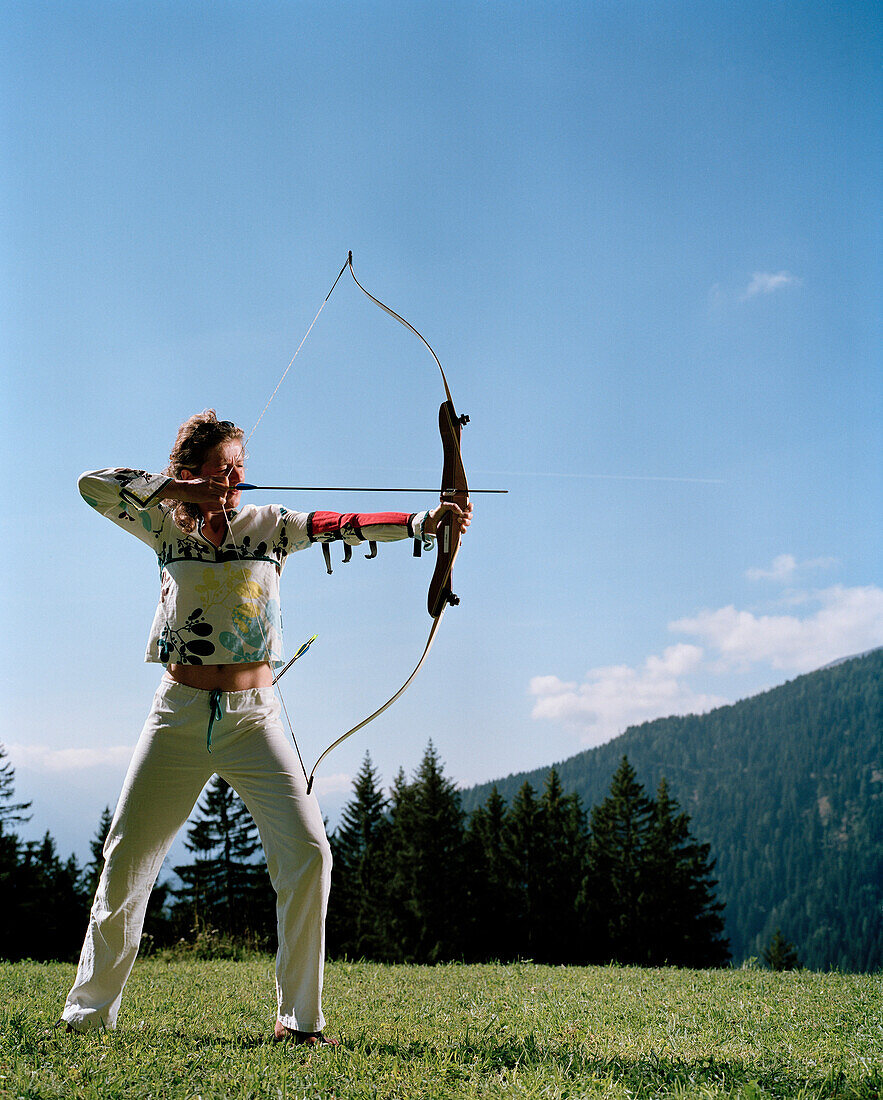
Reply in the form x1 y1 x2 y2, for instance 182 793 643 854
1 959 880 1099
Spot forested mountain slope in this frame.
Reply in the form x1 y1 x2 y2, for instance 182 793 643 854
461 649 883 970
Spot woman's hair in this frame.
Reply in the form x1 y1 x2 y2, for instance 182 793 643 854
164 409 244 532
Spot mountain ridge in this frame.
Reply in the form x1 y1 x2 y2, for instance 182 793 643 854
460 649 883 970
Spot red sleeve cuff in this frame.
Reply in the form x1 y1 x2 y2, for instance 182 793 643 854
308 511 412 542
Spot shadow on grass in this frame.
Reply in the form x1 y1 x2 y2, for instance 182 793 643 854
14 1018 878 1098
37 1021 340 1054
352 1034 879 1099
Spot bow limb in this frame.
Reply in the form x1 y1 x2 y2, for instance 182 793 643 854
305 612 446 794
346 252 456 406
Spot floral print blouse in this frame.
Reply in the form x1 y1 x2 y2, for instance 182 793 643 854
79 469 430 667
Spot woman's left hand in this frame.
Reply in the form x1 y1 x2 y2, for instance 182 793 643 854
424 500 473 537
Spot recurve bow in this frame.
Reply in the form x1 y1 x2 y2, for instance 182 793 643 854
303 253 471 792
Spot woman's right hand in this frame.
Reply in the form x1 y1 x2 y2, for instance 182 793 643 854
164 477 235 508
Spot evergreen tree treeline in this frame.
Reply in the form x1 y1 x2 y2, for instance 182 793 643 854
327 746 730 967
0 744 89 961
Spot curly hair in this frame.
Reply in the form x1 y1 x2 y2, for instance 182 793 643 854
164 409 244 532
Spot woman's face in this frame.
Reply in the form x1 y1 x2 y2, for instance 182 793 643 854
196 438 246 510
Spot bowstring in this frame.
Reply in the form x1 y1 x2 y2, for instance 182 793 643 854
220 500 310 785
219 257 350 789
244 255 350 449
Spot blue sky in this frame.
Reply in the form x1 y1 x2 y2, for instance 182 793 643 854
2 1 881 863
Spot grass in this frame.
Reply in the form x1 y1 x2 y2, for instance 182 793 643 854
1 958 880 1098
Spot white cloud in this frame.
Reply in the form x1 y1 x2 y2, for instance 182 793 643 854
746 554 838 582
311 772 353 797
7 743 133 772
530 644 726 747
671 584 883 672
709 271 802 311
645 644 705 677
746 553 798 582
741 270 802 300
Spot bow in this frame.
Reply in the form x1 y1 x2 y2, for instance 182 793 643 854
303 253 470 792
233 252 471 794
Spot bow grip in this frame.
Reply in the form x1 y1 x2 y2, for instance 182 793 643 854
428 399 468 617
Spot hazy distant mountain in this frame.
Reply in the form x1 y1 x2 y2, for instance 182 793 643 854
461 649 882 970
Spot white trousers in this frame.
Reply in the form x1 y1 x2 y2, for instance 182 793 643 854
62 678 332 1033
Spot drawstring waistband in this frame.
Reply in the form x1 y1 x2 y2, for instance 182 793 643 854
206 689 224 753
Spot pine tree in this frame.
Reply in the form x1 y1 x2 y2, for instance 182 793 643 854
386 743 468 962
172 777 271 939
584 756 657 964
763 927 800 971
645 778 729 966
502 780 546 958
0 827 21 957
0 743 27 958
0 748 91 961
384 767 418 957
465 786 519 960
583 758 731 966
471 773 593 964
535 770 589 963
83 806 114 901
327 753 392 960
5 833 89 961
0 743 31 834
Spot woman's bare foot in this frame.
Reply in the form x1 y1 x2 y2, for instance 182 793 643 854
273 1021 338 1047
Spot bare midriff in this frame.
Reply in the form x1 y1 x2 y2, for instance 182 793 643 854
165 661 274 691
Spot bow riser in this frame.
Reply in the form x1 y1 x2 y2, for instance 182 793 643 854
428 399 470 618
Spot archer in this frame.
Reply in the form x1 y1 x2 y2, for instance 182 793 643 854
61 409 471 1045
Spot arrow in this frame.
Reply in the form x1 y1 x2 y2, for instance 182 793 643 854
272 633 318 685
236 483 507 494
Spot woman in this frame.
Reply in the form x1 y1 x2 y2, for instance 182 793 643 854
61 410 471 1044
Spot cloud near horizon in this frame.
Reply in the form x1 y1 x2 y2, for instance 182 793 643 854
7 744 134 772
531 575 883 746
312 772 353 797
6 741 356 801
530 644 728 748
